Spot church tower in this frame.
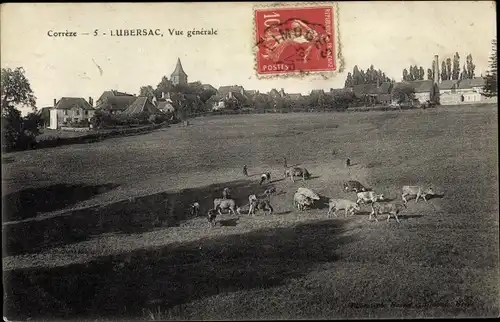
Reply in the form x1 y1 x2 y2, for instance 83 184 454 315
171 58 188 86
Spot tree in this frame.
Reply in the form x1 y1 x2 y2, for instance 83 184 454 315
466 54 476 79
446 58 452 81
402 68 409 81
352 65 363 85
1 67 36 111
1 67 41 151
344 72 354 88
484 38 497 97
452 52 460 80
139 85 155 99
460 64 468 80
418 66 425 80
392 83 416 105
427 68 434 80
441 61 448 82
154 76 174 98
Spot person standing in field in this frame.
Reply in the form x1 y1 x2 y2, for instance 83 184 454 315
283 157 288 169
243 165 248 177
346 157 351 168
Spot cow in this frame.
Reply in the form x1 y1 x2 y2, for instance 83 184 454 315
356 191 384 205
222 187 231 199
213 198 239 216
401 185 435 204
327 198 360 217
284 167 311 182
207 209 217 227
293 192 314 211
296 187 320 200
343 180 367 193
259 172 271 185
370 202 407 223
249 199 274 216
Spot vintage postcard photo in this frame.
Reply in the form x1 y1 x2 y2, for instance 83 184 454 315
1 1 498 320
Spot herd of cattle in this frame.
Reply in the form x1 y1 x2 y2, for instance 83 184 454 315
192 164 436 228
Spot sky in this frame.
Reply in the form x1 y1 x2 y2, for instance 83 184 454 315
1 1 497 115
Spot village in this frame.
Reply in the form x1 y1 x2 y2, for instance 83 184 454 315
40 54 495 131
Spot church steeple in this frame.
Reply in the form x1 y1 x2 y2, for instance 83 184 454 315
171 58 188 86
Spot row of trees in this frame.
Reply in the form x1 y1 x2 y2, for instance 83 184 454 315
344 65 394 88
402 53 477 82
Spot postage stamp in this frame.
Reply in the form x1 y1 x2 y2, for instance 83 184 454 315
254 2 341 78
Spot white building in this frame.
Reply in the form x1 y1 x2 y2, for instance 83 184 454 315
49 97 95 129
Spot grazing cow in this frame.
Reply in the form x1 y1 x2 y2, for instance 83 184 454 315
259 172 271 185
370 202 407 223
293 192 314 211
296 187 320 200
285 167 311 182
249 199 274 216
207 209 217 227
401 185 435 204
214 198 239 216
343 180 367 193
327 199 360 217
356 191 384 205
222 187 231 199
190 202 200 217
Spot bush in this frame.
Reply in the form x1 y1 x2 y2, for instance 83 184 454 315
1 107 41 151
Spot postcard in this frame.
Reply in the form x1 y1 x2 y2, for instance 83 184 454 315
1 2 498 321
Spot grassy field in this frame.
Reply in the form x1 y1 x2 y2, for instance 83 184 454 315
2 104 499 320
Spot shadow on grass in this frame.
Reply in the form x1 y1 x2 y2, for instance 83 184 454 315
3 219 355 320
2 183 120 222
218 217 240 227
2 156 16 164
427 194 445 201
3 179 270 257
275 211 292 215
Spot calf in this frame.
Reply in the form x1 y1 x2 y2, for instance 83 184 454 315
293 192 314 211
259 172 271 185
343 180 367 193
285 167 311 182
207 209 217 227
401 185 435 204
327 198 360 217
356 191 384 205
370 202 407 223
213 198 239 216
296 187 320 200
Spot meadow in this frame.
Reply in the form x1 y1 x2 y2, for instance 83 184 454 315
2 104 499 320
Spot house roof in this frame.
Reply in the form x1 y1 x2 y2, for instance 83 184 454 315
97 90 134 104
202 84 217 91
378 82 393 94
54 97 94 110
122 96 162 115
171 58 187 78
395 80 435 93
352 84 379 96
439 80 459 90
96 95 137 111
330 88 353 95
219 85 245 95
458 77 485 89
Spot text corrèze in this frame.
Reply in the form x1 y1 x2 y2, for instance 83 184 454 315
47 28 218 38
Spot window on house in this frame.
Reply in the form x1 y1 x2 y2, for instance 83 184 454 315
84 110 88 115
64 110 68 115
76 110 80 116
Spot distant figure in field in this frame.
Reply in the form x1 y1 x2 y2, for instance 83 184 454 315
346 158 351 168
243 165 248 177
283 157 288 168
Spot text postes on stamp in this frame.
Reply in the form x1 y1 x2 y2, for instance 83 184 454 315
254 5 335 77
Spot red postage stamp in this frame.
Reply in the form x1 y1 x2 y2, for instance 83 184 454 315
254 3 337 77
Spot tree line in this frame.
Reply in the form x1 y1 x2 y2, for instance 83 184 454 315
344 65 394 88
403 53 476 82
